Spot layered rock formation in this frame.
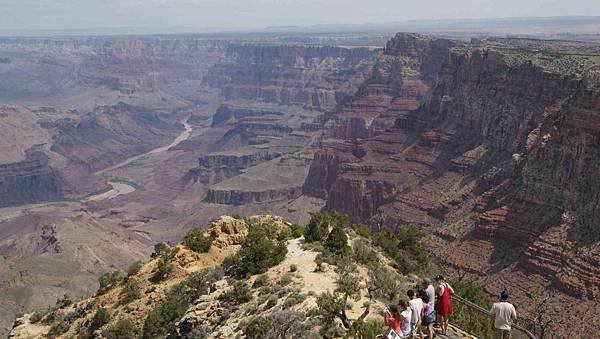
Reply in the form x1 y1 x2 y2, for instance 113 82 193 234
302 34 600 336
203 44 379 111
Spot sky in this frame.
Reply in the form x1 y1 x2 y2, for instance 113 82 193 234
1 0 600 33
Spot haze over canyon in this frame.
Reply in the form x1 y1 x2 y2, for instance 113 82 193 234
0 13 599 339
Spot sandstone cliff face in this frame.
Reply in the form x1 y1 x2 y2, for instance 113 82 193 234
303 36 600 326
0 151 61 207
203 44 379 111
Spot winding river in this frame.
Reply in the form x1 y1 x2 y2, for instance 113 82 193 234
84 120 192 202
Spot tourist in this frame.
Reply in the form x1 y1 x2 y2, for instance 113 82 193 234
420 294 435 339
490 288 517 339
407 289 424 337
421 278 435 309
434 274 454 335
398 299 413 338
383 305 403 338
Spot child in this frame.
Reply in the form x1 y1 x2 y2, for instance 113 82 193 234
420 294 435 339
384 305 403 338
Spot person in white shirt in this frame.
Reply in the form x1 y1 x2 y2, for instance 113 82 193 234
490 288 517 339
407 289 424 337
398 299 412 338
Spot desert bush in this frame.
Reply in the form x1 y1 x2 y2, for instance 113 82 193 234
223 225 287 278
120 280 141 304
304 210 347 243
102 319 137 339
219 281 253 306
98 271 123 294
55 294 72 309
89 308 110 333
325 223 350 256
289 264 298 272
278 273 294 286
252 274 269 288
450 280 493 338
244 317 274 339
150 247 178 283
151 242 169 258
290 224 305 238
345 319 384 339
367 263 402 303
183 228 214 253
353 238 378 265
372 225 429 274
265 294 279 309
29 311 44 324
354 225 372 238
143 268 219 338
127 261 143 277
282 291 307 309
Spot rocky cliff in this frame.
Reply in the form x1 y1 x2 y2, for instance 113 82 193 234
302 35 600 336
203 44 379 111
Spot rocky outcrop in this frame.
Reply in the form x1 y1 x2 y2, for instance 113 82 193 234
0 151 61 207
204 186 303 205
211 105 285 126
203 44 379 111
196 150 282 185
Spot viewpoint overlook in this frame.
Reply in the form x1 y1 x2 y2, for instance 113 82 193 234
0 14 599 339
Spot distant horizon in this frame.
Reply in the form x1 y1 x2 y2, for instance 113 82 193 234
1 15 600 38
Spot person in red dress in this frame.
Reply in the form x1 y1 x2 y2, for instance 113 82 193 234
435 274 454 335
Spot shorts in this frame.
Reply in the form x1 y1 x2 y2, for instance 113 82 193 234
493 328 511 339
422 314 434 327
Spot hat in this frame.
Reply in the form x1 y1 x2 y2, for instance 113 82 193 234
500 288 509 301
434 274 444 281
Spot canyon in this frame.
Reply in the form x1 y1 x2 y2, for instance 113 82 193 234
0 30 599 338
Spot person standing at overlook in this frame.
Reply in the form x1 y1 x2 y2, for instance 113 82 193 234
434 274 454 335
421 278 435 310
490 288 517 339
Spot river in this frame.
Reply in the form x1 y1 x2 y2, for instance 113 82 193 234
84 120 192 202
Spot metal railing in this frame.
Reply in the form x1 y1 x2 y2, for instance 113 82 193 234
451 294 537 339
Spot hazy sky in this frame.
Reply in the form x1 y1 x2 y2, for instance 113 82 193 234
1 0 600 32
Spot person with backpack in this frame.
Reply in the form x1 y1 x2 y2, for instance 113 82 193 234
434 274 454 335
490 288 517 339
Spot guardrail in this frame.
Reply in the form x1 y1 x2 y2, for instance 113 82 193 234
451 294 537 339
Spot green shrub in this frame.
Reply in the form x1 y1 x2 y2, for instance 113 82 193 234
183 228 214 253
143 268 219 338
127 261 143 277
278 273 294 286
244 317 273 339
120 280 140 304
90 308 110 332
98 271 124 294
265 294 279 309
219 281 253 306
345 319 384 339
354 225 372 238
372 225 429 274
282 291 307 309
450 280 493 338
353 238 378 264
150 247 178 283
289 264 298 272
304 210 346 243
290 224 305 238
325 224 350 256
29 311 44 324
151 242 169 258
252 274 269 288
102 319 137 339
223 225 287 278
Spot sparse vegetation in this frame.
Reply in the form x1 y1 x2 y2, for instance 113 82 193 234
183 228 214 253
289 264 298 272
353 238 378 265
102 319 137 339
346 319 384 339
98 271 124 294
325 222 351 256
450 280 493 339
143 268 219 338
127 261 143 277
89 308 111 333
150 246 178 283
354 225 372 239
151 242 170 258
372 225 429 273
219 281 253 306
120 279 141 304
252 274 269 288
29 311 44 324
243 317 274 339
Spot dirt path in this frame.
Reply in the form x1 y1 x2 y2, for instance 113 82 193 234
84 119 192 202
